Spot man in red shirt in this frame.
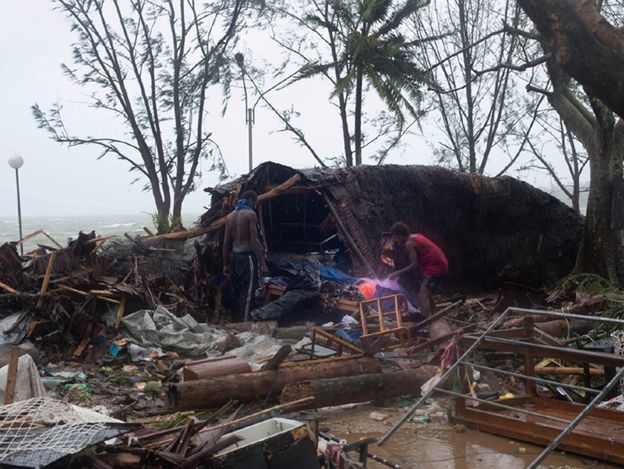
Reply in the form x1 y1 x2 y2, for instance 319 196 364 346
388 222 448 317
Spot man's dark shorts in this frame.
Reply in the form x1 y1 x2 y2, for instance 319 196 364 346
421 276 444 292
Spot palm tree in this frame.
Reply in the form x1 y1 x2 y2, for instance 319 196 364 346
303 0 430 165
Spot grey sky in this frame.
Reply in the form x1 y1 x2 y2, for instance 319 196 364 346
0 0 580 219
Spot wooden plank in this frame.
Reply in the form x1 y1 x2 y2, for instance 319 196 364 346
4 348 20 405
0 281 17 294
36 250 57 309
454 402 624 465
73 329 92 357
114 298 127 331
56 285 121 304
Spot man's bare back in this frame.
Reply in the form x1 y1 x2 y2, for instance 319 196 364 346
226 209 257 251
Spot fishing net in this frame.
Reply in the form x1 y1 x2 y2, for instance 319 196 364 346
0 398 132 467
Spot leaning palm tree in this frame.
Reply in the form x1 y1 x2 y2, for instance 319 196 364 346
301 0 431 165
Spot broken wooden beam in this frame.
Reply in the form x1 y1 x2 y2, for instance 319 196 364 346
36 250 57 309
260 345 292 371
280 368 440 410
168 357 382 410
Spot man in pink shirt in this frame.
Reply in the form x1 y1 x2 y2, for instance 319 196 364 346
388 222 449 317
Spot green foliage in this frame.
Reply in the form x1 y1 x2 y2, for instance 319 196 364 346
324 0 430 126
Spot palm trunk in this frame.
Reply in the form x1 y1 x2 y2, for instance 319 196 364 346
339 92 354 167
354 63 364 166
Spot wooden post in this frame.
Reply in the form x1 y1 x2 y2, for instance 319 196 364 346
114 298 127 331
377 299 385 331
524 317 536 395
36 250 57 309
4 348 19 405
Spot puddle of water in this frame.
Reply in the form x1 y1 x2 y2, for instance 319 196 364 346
319 404 618 468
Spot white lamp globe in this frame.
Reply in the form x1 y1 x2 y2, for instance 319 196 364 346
8 155 24 169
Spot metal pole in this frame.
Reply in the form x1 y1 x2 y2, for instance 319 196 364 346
377 308 511 446
247 108 254 172
505 306 624 326
15 168 23 256
528 364 624 468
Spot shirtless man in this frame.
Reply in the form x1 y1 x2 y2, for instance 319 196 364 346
387 222 448 317
223 190 268 322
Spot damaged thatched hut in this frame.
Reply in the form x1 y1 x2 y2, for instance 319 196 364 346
199 162 583 290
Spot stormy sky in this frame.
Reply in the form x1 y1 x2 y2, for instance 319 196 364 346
0 0 570 219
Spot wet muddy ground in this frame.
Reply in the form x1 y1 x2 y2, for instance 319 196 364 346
312 402 617 468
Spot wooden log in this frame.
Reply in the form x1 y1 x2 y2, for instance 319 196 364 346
182 356 252 381
168 357 381 411
280 367 440 410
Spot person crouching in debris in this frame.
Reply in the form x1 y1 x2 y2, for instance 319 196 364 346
223 190 268 322
387 222 448 317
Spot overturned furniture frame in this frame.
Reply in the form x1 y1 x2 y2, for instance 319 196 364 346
379 307 624 468
358 294 410 346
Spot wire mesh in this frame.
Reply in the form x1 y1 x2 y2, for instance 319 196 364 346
0 398 127 467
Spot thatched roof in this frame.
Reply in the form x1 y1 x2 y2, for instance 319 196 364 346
201 162 583 289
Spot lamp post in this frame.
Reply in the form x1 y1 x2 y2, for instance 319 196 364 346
8 156 24 255
235 53 314 173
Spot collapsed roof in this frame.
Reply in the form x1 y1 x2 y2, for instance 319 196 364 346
201 162 583 289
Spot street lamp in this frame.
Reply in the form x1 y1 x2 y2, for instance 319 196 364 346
8 155 24 255
235 53 314 173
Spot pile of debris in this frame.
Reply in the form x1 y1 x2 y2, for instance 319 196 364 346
0 230 203 357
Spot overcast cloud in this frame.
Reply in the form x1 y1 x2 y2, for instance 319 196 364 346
0 0 578 221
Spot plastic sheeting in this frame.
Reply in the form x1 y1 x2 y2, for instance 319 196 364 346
122 306 228 356
251 261 321 321
0 355 45 403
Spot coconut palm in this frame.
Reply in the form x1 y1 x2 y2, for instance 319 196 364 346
302 0 431 165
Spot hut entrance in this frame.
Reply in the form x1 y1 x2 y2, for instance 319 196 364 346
260 191 343 256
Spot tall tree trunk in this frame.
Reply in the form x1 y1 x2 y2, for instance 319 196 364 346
574 102 624 285
172 196 184 230
155 201 171 235
339 92 354 167
354 63 364 166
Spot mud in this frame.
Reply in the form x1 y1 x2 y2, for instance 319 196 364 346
315 402 617 468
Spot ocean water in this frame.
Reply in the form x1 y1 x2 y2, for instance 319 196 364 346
0 213 202 252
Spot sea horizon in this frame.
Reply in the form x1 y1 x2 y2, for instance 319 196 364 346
0 212 203 252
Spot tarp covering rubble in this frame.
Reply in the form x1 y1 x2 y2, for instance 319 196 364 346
122 306 282 362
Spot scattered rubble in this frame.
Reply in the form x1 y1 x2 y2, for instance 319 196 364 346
1 164 624 467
